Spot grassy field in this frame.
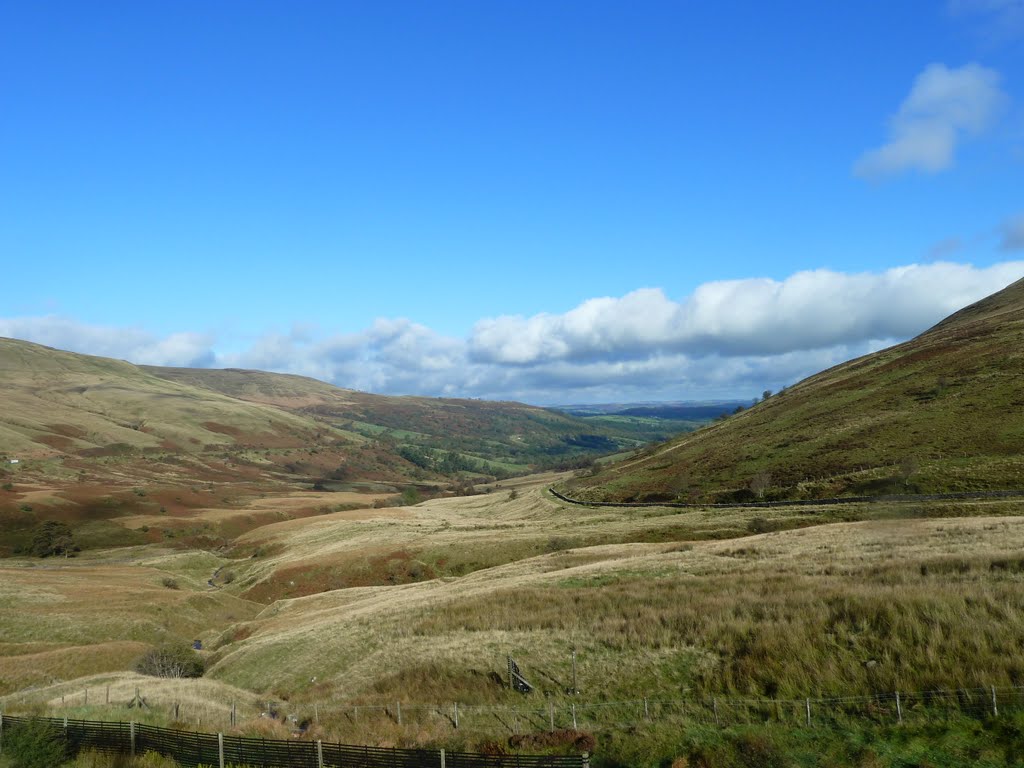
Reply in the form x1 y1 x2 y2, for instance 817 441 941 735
4 473 1024 765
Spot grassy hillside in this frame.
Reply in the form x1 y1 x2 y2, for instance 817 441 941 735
564 277 1024 503
146 365 656 478
0 338 673 557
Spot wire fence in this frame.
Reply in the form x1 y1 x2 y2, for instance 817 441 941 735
303 685 1023 733
11 682 1024 736
0 714 587 768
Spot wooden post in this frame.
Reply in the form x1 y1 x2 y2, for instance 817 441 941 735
231 700 236 727
316 739 324 768
895 692 902 724
453 702 459 729
130 721 136 757
572 702 577 730
396 701 402 725
314 703 319 725
549 702 555 732
63 716 68 730
805 698 811 727
992 686 999 717
439 748 446 768
582 752 590 768
218 733 224 768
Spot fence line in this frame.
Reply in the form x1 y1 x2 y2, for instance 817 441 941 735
11 682 1024 738
0 714 587 768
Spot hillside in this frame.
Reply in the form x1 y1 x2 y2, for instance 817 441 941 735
564 277 1024 503
145 366 636 477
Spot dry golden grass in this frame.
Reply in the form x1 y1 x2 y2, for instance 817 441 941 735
5 474 1024 757
0 556 260 694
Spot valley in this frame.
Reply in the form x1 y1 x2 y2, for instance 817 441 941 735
2 280 1024 767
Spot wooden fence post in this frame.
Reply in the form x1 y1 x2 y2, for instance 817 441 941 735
440 748 446 768
572 703 577 730
130 721 136 757
218 732 224 768
314 703 318 725
581 752 590 768
396 701 402 725
453 702 459 729
805 698 811 727
992 686 999 717
549 702 555 732
316 739 324 768
895 692 902 724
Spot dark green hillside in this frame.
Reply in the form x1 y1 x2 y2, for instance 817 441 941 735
565 277 1024 503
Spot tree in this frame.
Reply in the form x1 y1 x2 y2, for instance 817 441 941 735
749 471 772 499
762 389 773 401
30 521 77 558
898 456 919 487
135 643 205 678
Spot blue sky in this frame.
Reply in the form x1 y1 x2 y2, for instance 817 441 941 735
2 1 1023 403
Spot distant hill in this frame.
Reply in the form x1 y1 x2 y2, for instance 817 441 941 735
564 277 1024 503
0 338 644 491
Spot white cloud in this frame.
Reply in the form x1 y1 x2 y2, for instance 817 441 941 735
1001 212 1024 250
0 317 216 368
854 63 1006 180
3 261 1024 402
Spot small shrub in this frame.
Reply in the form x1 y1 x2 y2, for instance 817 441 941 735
135 643 204 678
4 718 67 768
161 577 179 589
222 570 236 584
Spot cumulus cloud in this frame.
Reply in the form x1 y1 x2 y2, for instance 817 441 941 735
468 262 1024 364
1001 212 1024 250
3 261 1024 402
854 63 1006 180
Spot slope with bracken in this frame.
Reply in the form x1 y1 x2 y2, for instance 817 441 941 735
564 276 1024 503
0 338 647 554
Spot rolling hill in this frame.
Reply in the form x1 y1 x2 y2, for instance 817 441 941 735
0 337 683 513
563 276 1024 503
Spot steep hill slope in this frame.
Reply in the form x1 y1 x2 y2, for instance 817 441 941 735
565 277 1024 502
